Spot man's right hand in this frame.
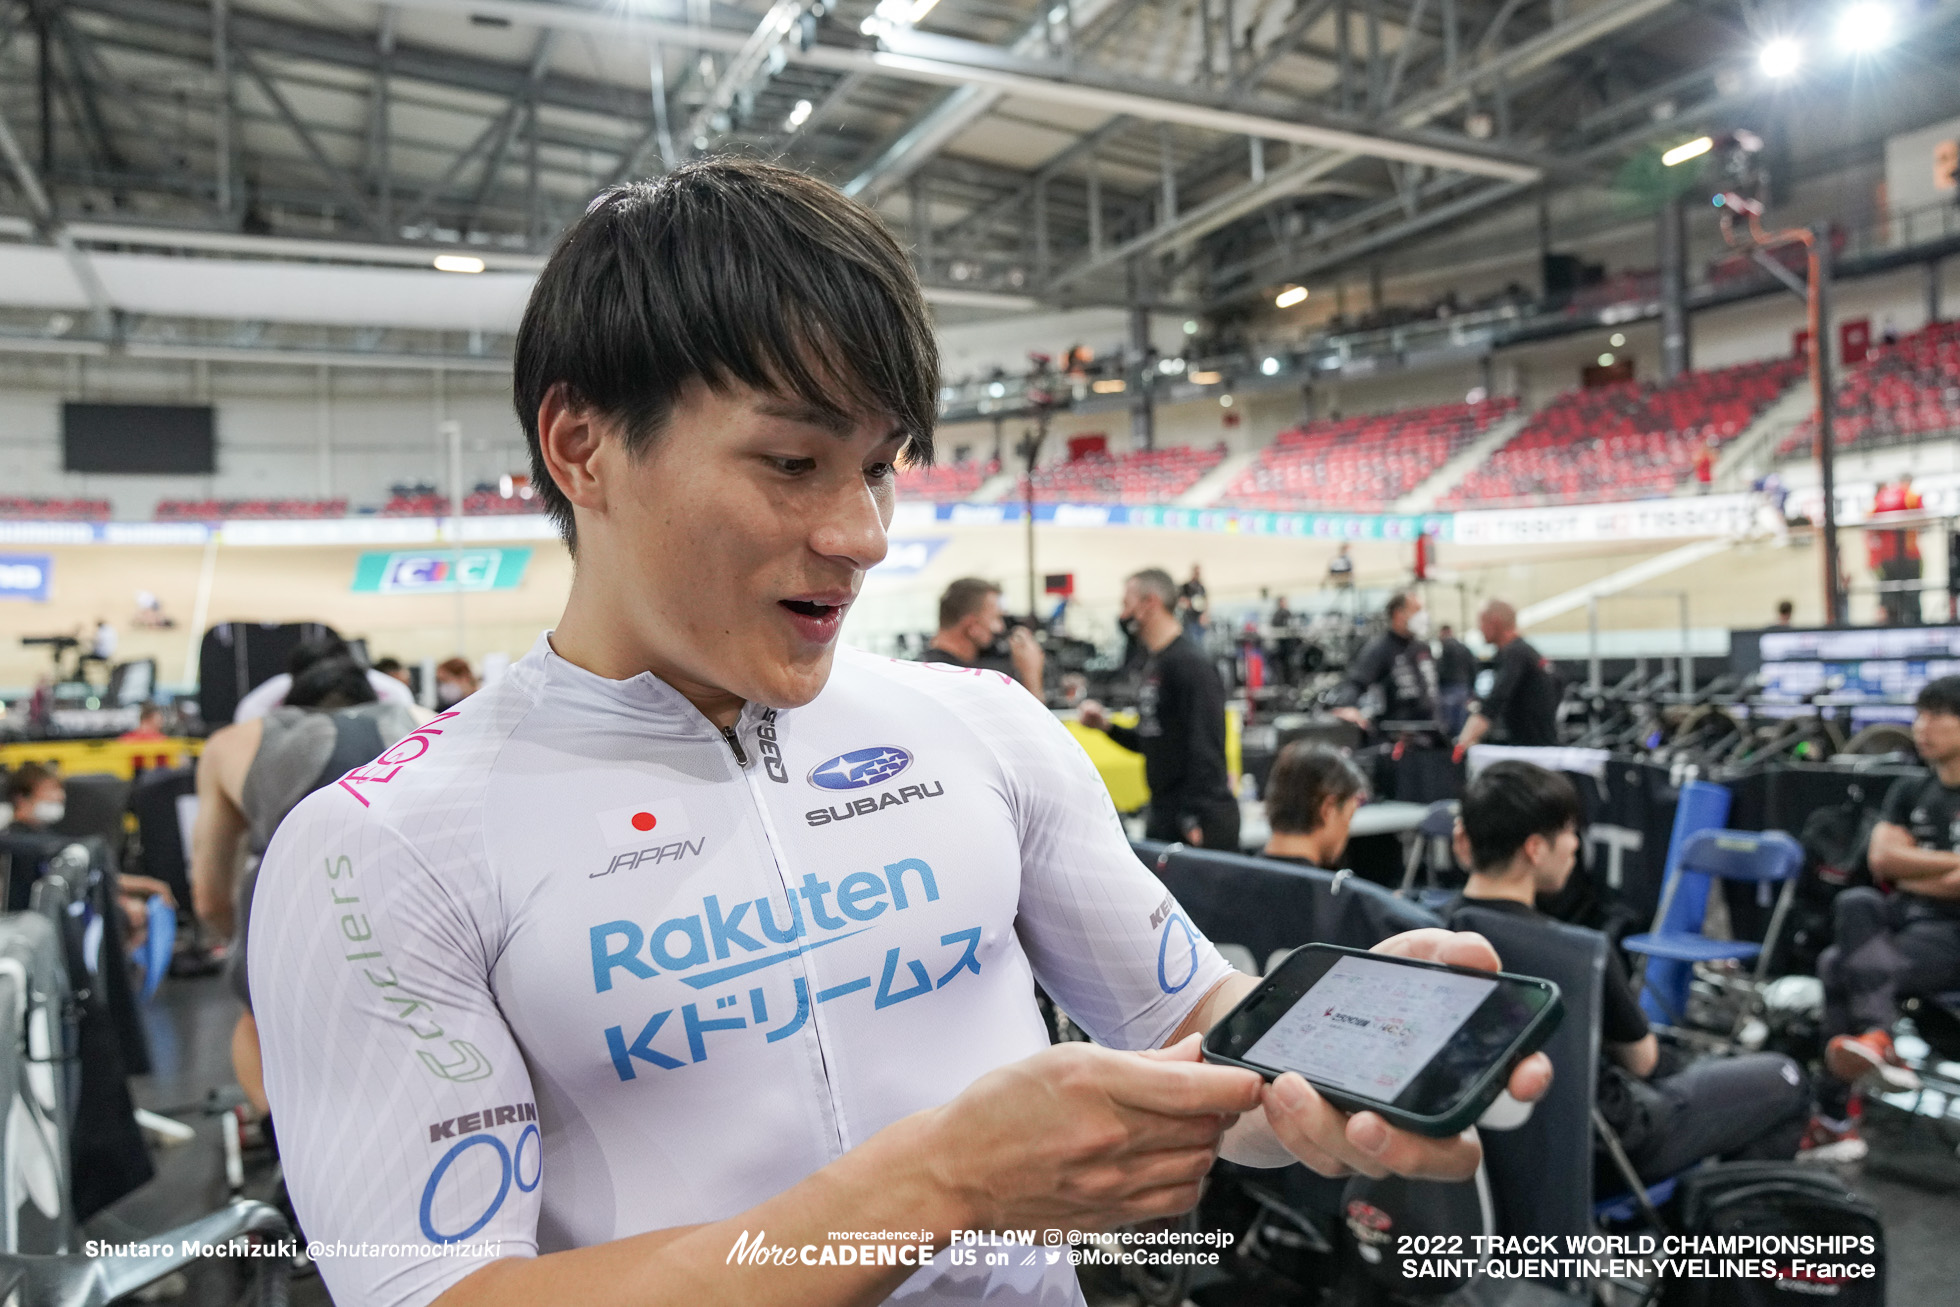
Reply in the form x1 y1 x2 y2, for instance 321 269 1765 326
1008 627 1046 691
1330 706 1368 728
920 1037 1261 1234
1077 700 1110 731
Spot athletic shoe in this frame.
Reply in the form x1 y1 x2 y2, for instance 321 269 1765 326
1825 1029 1922 1092
1796 1114 1870 1164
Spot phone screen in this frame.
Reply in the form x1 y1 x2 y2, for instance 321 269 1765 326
1208 945 1557 1123
1243 954 1497 1101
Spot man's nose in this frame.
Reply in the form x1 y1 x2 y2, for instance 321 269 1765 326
810 481 888 570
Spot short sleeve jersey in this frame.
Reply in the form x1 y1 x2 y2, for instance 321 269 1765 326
249 636 1234 1307
1879 773 1960 919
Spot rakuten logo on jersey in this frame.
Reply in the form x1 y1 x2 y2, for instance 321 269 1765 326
594 800 692 847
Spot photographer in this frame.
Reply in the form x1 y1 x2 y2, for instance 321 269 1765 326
921 576 1044 697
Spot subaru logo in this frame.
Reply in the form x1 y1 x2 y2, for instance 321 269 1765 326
808 746 912 791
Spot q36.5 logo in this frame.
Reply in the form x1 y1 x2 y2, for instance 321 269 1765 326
808 746 912 791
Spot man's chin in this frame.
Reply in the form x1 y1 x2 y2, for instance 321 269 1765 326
745 646 838 711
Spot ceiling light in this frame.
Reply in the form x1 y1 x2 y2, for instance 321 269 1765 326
1610 333 1627 347
987 381 1005 398
433 254 485 274
1661 136 1713 167
785 99 813 131
1261 356 1281 375
1274 285 1308 309
1183 320 1199 335
1190 370 1222 385
1597 353 1616 367
1219 394 1234 408
1838 3 1896 52
1091 378 1126 394
1759 37 1801 78
1157 357 1186 375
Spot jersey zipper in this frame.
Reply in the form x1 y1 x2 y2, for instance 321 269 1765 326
721 709 850 1158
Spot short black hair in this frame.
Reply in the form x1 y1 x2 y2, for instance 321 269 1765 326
1918 676 1960 719
514 156 940 549
6 762 57 805
1460 761 1581 872
1386 591 1413 620
938 577 1001 630
1266 743 1368 834
287 656 378 710
1776 600 1794 619
373 657 404 676
288 635 351 679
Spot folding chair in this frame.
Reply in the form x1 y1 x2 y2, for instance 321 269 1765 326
1622 829 1804 1040
1397 799 1460 905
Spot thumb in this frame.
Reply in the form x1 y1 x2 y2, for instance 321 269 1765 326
1138 1033 1205 1063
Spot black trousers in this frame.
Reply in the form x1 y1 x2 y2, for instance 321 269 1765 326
1820 887 1960 1039
1145 795 1242 855
1624 1053 1811 1182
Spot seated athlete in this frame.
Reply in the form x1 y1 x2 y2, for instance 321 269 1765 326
1260 742 1368 869
249 158 1548 1307
1454 761 1808 1183
1815 676 1960 1152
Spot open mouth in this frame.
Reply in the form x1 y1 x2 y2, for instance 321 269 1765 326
781 599 836 618
778 595 850 644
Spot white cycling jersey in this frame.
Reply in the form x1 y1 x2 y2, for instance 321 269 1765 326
251 633 1234 1307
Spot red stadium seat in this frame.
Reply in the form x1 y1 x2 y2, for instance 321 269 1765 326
1216 398 1519 512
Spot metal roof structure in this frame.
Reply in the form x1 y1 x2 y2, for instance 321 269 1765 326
2 0 1959 363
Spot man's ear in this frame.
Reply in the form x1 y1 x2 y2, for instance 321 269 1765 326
1451 819 1472 870
536 383 609 515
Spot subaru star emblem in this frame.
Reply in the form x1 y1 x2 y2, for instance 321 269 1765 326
808 746 913 791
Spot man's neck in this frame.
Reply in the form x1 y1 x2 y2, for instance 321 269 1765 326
1494 630 1517 648
929 628 977 662
1263 830 1334 866
1936 754 1960 788
1463 867 1536 907
553 581 745 728
1142 611 1183 653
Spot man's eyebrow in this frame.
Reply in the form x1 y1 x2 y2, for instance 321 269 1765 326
755 400 905 443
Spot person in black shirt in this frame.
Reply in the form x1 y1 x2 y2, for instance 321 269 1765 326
1260 743 1367 868
1080 568 1239 850
1332 591 1439 734
1819 677 1960 1131
920 576 1044 696
1455 599 1559 753
1454 762 1807 1183
1435 623 1477 736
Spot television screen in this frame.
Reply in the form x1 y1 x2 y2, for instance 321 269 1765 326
63 403 216 474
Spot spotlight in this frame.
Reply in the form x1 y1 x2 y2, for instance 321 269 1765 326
1759 37 1801 78
1837 3 1896 52
1220 394 1234 408
1183 320 1199 335
1610 333 1627 348
1662 136 1714 167
1189 370 1222 385
1261 357 1281 376
785 99 813 131
987 381 1005 398
1598 353 1615 367
1091 378 1126 394
1274 285 1309 309
433 254 485 274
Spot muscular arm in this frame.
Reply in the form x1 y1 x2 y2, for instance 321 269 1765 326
1868 821 1960 889
189 720 260 938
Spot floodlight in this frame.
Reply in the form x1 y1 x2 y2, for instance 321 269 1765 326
1759 38 1801 78
1261 357 1281 375
1662 136 1714 167
433 255 485 274
1837 3 1896 52
1274 285 1309 308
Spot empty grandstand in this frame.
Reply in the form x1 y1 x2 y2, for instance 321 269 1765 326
1781 321 1960 458
1442 357 1803 508
1 496 110 520
155 498 348 520
1021 444 1224 504
1220 399 1518 512
899 457 1000 502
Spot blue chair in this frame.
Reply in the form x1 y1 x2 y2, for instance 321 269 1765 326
1623 829 1804 1034
1636 779 1732 1026
141 894 177 1001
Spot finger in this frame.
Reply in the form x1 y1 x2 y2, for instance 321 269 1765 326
1344 1113 1485 1182
1111 1179 1209 1227
1372 928 1501 974
1505 1052 1553 1103
1261 1074 1372 1178
1102 1103 1240 1154
1102 1054 1265 1117
1135 1034 1203 1064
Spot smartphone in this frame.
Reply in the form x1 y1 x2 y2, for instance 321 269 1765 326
1201 943 1561 1137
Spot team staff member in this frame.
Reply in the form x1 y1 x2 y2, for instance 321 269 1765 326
1078 569 1241 851
1455 599 1558 753
250 159 1547 1307
921 576 1044 696
1331 591 1439 734
1818 677 1960 1128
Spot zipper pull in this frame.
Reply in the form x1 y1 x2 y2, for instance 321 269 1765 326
721 724 751 767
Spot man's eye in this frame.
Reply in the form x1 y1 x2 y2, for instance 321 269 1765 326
866 462 896 481
772 457 817 475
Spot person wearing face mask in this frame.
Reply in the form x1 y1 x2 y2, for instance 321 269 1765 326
1260 744 1368 869
922 577 1044 697
1078 568 1240 851
4 763 175 947
1330 591 1441 738
435 657 481 708
1454 599 1559 755
6 763 68 832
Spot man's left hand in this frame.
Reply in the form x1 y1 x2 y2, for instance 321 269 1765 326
1253 928 1552 1181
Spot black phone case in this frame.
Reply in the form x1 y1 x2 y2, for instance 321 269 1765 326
1200 945 1563 1138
